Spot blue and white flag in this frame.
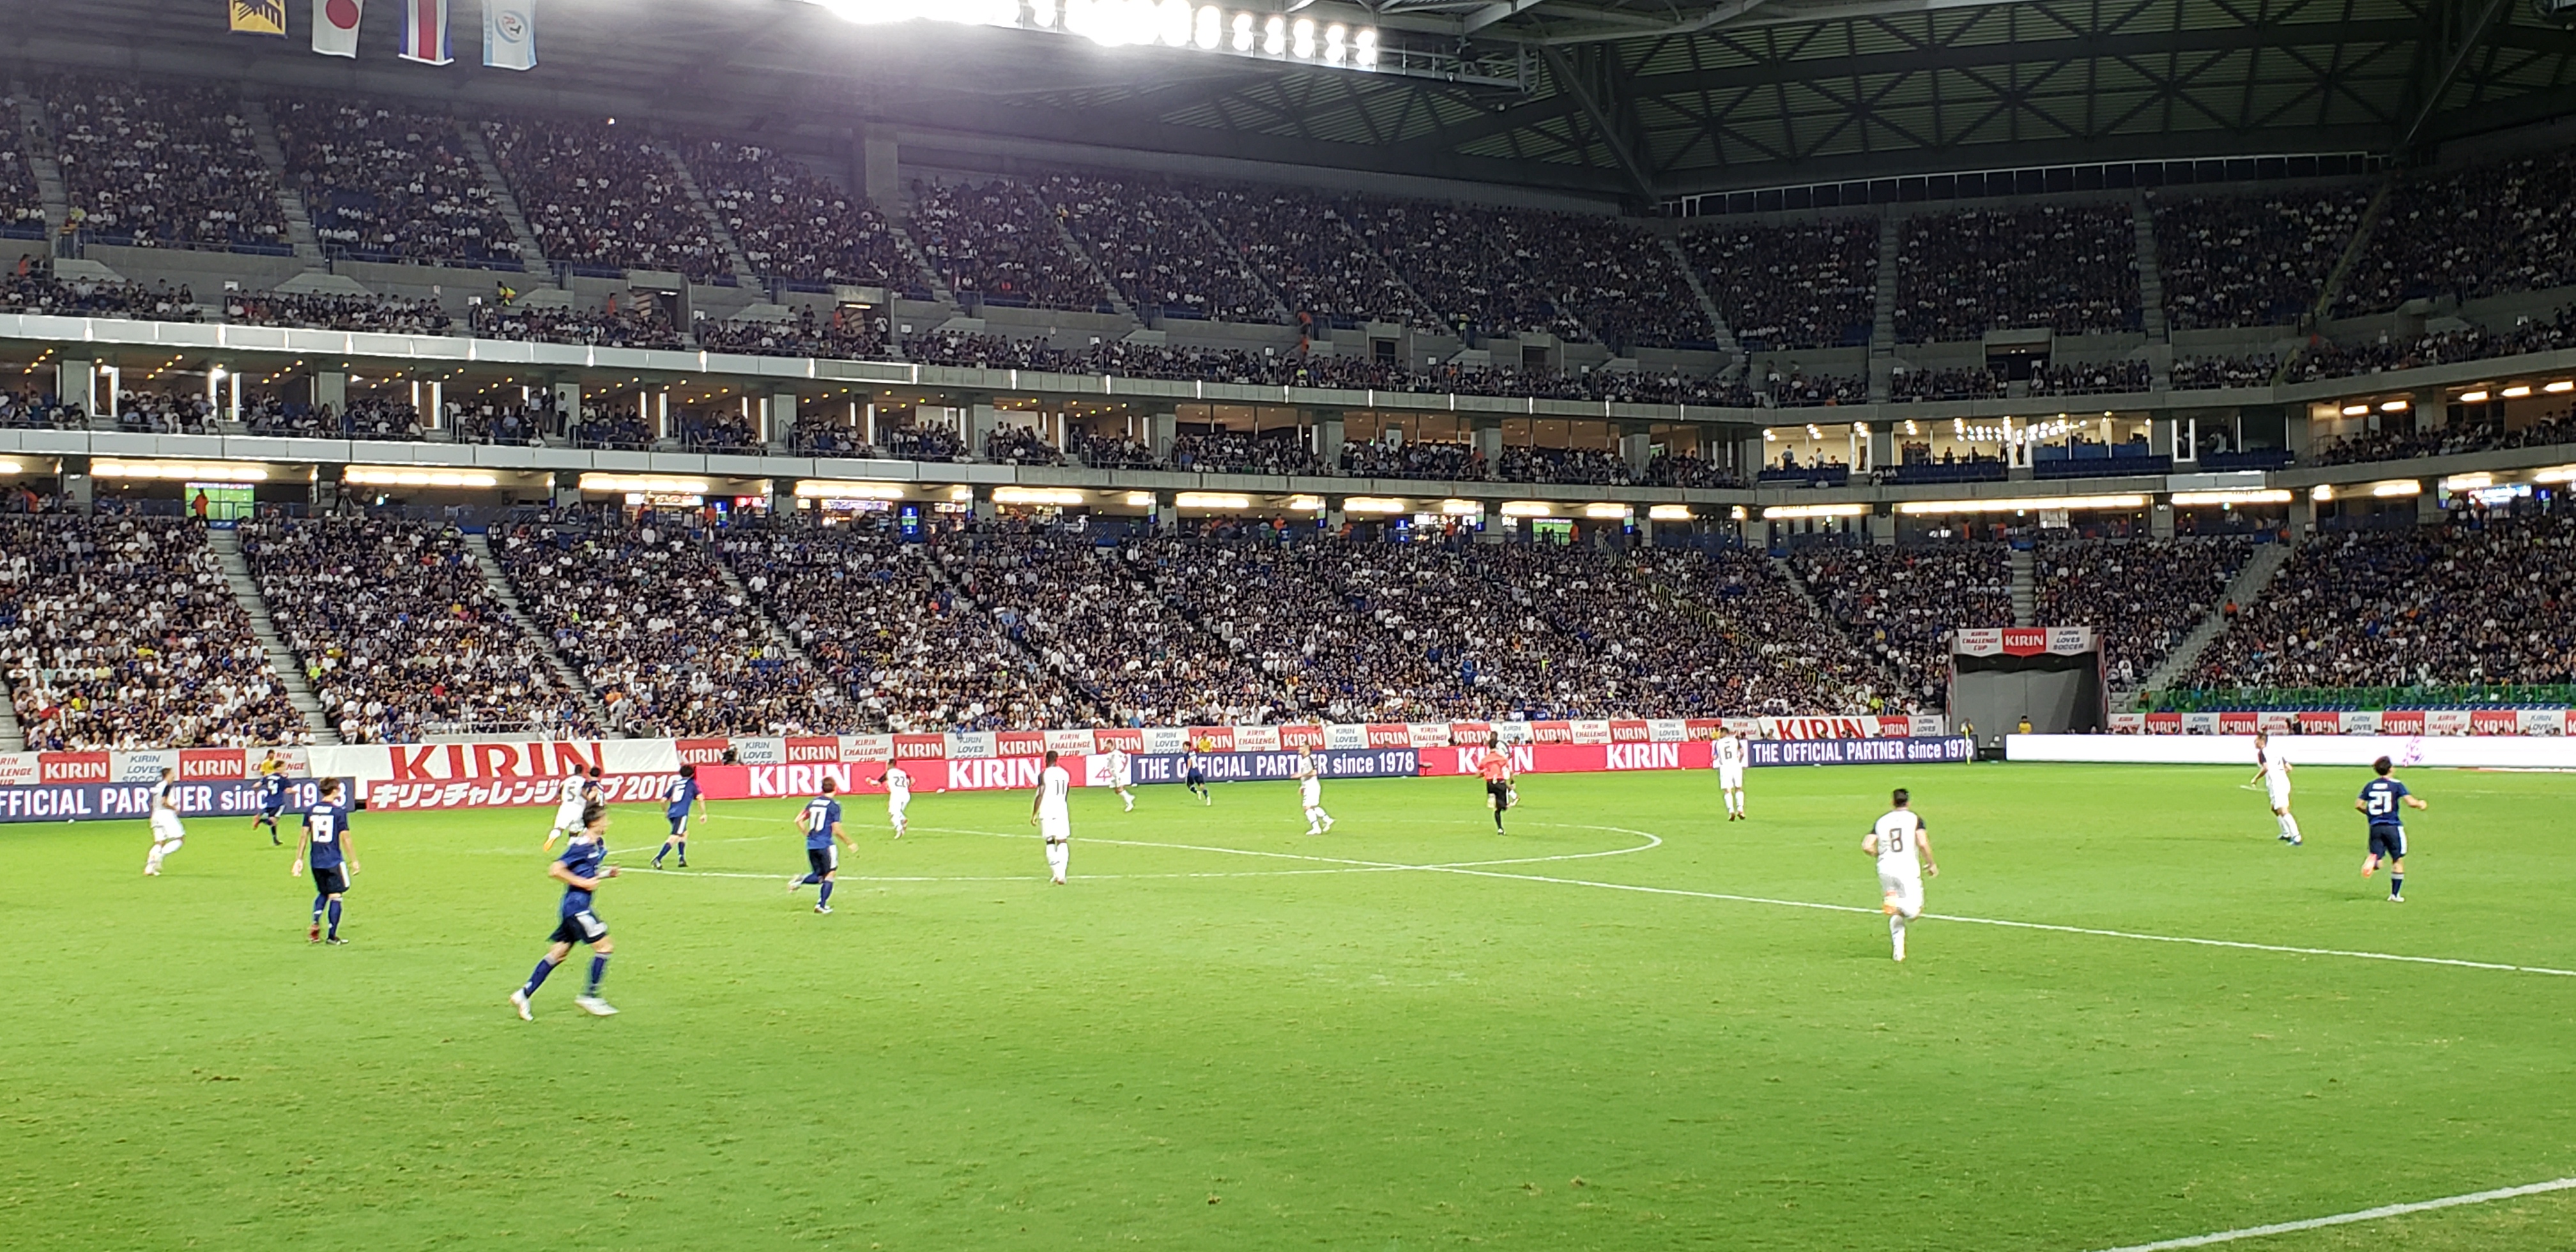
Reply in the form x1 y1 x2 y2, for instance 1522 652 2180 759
484 2 537 72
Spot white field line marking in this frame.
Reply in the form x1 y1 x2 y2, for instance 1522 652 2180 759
2086 1175 2576 1251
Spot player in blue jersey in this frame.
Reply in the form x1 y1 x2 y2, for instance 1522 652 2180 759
510 801 620 1019
1184 737 1213 806
651 764 701 869
791 777 857 915
2356 756 2428 903
250 750 288 846
290 779 358 944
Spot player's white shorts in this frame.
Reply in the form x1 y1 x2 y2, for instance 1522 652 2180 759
1039 813 1070 843
1718 767 1745 790
888 797 910 820
552 802 585 834
2266 779 2292 810
1878 869 1923 919
1113 770 1134 790
150 813 185 843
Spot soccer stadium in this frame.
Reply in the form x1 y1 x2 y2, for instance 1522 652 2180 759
6 0 2576 1246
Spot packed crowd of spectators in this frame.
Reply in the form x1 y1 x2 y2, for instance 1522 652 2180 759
1040 173 1276 323
1073 430 1159 469
45 77 288 252
569 410 651 451
0 514 307 749
1343 438 1485 481
2340 148 2576 315
243 515 592 742
1685 218 1878 351
983 424 1063 466
910 178 1112 311
1169 430 1324 476
2193 514 2576 689
0 107 45 237
721 521 1091 732
468 298 686 349
1793 544 2014 706
112 389 218 434
225 289 452 333
1889 365 2004 401
682 141 912 289
1765 368 1866 407
0 387 87 429
697 306 886 360
1896 205 2138 340
451 397 554 445
483 119 726 281
246 396 422 441
2154 189 2366 330
273 97 521 269
2170 354 2278 390
1640 451 1744 489
2311 407 2576 467
497 514 848 737
4 271 201 321
791 411 870 458
1498 446 1632 485
1195 183 1432 328
878 421 966 462
2035 537 2251 687
1630 546 1895 714
1514 210 1715 351
1340 199 1578 344
2028 359 2152 397
675 407 760 453
2290 307 2576 381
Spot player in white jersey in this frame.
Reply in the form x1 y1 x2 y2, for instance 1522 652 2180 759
1103 747 1135 813
541 770 590 852
1296 747 1335 836
883 763 912 838
1862 788 1939 962
143 768 186 875
1031 749 1073 884
2250 730 2302 846
1711 728 1748 820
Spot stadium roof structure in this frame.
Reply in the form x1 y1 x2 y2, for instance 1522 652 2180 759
9 0 2575 206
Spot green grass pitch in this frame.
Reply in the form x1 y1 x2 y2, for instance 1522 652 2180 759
5 762 2574 1251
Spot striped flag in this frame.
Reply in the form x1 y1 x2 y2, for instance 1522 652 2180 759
399 0 453 65
312 0 364 57
484 2 537 72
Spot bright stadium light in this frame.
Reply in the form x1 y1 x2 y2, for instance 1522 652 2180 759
344 467 500 489
1438 498 1482 515
1291 17 1315 57
1323 22 1346 62
95 459 270 482
1342 496 1404 513
2170 489 2290 507
1761 503 1866 520
1230 10 1254 50
2379 399 2409 412
1263 13 1285 54
581 473 711 494
1895 494 2146 515
2502 385 2534 398
993 487 1087 505
2533 465 2576 484
795 479 907 500
2459 390 2491 403
1176 491 1252 509
1193 4 1220 47
1124 491 1156 507
1648 505 1692 521
2370 480 2422 498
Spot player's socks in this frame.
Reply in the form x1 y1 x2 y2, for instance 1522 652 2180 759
325 899 342 940
1889 914 1908 961
521 958 558 996
2390 874 2404 899
818 880 836 907
586 955 608 995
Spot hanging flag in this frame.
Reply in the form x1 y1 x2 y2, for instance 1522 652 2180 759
399 0 452 65
229 0 288 36
312 0 363 57
483 1 537 72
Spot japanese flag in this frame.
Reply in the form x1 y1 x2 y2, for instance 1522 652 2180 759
312 0 363 58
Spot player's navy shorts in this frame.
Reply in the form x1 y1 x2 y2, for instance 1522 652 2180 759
807 846 838 876
2368 824 2408 859
310 864 350 895
1486 778 1512 804
1186 768 1205 785
667 811 689 836
259 800 284 818
550 908 608 945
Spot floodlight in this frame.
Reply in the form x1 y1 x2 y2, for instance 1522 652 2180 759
1264 13 1285 54
1193 5 1220 47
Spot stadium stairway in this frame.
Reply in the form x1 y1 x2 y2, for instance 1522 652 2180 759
884 213 960 310
657 142 760 287
2009 549 2036 626
1659 234 1742 360
462 534 617 735
1183 196 1295 324
206 531 341 745
2131 197 2173 388
0 676 24 752
1047 206 1138 322
2139 538 2296 696
460 123 553 279
2306 176 2395 330
10 79 68 240
238 97 323 264
709 556 823 674
1869 212 1901 401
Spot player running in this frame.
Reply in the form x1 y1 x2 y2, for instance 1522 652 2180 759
1712 727 1748 820
144 768 185 875
1184 738 1213 805
510 801 620 1019
1296 747 1335 836
884 762 912 838
1863 788 1939 962
250 749 288 845
291 779 357 944
1478 745 1515 833
651 764 700 869
1104 745 1135 813
2357 756 2428 902
791 777 856 914
2251 730 2302 846
1032 749 1073 884
540 768 590 853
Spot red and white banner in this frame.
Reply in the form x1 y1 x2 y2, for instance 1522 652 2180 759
313 0 363 57
400 0 452 64
1953 626 2096 657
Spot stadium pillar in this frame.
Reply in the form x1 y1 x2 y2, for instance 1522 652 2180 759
56 358 92 416
553 382 581 436
861 125 900 210
2151 498 2176 538
1871 505 1895 546
2418 478 2443 524
969 402 1000 457
2411 390 2442 433
1149 409 1177 462
1314 413 1345 470
1154 491 1177 534
1324 496 1346 531
1736 434 1764 478
972 485 995 523
59 458 91 514
1617 429 1651 475
2287 491 2315 539
315 370 347 417
770 392 797 447
552 470 580 509
1470 418 1503 468
1867 424 1894 472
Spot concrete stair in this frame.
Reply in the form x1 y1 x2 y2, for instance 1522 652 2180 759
0 670 24 751
884 212 960 310
709 554 820 671
207 530 340 745
2132 196 2172 390
2307 176 2395 330
460 121 551 278
463 533 617 735
1181 193 1294 325
2009 548 2036 626
1659 233 1741 361
236 96 323 263
1869 211 1902 402
11 79 69 242
1043 192 1137 321
658 142 759 287
2142 539 2296 696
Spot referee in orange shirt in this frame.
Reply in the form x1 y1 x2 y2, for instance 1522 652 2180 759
1480 745 1515 833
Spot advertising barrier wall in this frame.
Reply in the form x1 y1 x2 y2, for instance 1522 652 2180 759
0 777 356 823
2009 734 2576 770
2108 710 2572 736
